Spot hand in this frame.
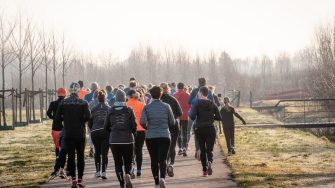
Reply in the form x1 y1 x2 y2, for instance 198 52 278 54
243 121 246 125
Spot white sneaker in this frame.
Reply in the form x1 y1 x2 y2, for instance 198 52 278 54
101 171 107 179
159 178 166 188
95 171 101 178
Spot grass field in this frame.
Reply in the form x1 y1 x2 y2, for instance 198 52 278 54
219 107 335 187
0 121 54 188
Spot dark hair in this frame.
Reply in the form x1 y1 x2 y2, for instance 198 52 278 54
78 80 84 88
198 78 206 87
177 82 184 89
130 77 136 81
171 82 176 87
98 90 106 103
199 86 209 97
128 90 139 99
129 81 137 88
149 86 163 99
106 85 113 92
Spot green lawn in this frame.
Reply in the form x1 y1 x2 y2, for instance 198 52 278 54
0 121 54 188
219 107 335 187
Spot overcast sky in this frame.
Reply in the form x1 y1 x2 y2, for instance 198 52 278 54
1 0 335 59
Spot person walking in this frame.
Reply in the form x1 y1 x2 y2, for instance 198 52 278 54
140 86 176 188
78 81 90 100
47 88 67 158
173 82 190 156
160 82 182 177
89 90 110 179
220 97 246 155
105 90 137 188
56 82 91 188
126 90 146 177
189 86 221 177
85 82 99 103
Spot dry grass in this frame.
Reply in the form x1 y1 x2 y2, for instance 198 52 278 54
0 121 54 188
219 107 335 187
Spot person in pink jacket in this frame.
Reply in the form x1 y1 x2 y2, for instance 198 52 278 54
173 82 190 156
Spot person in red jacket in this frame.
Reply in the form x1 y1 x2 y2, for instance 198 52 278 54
173 82 190 156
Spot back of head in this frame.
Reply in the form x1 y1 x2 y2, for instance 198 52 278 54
199 86 209 97
198 77 206 87
57 88 67 97
115 89 126 102
129 81 137 88
78 80 84 88
128 90 139 99
91 82 99 91
98 90 106 103
129 77 136 82
177 82 185 90
149 86 163 99
160 82 170 94
69 82 80 95
106 85 113 93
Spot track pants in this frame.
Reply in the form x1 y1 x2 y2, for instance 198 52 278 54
146 138 170 184
135 131 146 170
167 131 179 164
65 137 86 179
110 144 134 185
52 130 61 157
91 130 109 173
54 131 68 171
195 126 216 171
223 123 235 151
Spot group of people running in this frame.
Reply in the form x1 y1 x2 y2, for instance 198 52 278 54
47 77 246 188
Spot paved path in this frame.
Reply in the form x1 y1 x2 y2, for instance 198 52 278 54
42 136 237 188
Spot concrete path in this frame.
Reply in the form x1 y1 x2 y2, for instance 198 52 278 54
42 136 237 188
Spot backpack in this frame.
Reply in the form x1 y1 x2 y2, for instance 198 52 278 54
109 106 133 131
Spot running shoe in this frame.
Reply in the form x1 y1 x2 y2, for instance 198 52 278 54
182 148 187 157
208 162 213 175
231 148 236 155
71 179 77 188
101 172 107 179
125 174 133 188
178 148 183 155
167 165 174 177
95 171 101 178
203 171 208 177
89 148 94 158
59 168 66 179
159 178 166 188
77 179 85 188
47 171 58 182
130 168 136 179
136 169 141 177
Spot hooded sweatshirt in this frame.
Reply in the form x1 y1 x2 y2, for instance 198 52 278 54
189 99 221 129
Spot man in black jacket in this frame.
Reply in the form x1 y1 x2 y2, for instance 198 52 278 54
56 82 91 188
160 82 182 178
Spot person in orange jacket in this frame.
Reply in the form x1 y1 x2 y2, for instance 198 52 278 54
77 80 90 100
126 89 146 177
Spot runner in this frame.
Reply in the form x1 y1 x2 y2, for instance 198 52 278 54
170 82 177 96
56 82 91 188
47 88 67 158
140 86 176 188
160 82 182 178
106 85 115 104
84 82 99 103
89 90 110 179
105 89 137 188
173 82 190 156
220 97 246 155
189 86 221 177
78 81 90 100
126 90 146 177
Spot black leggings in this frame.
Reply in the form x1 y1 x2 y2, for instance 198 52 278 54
180 120 189 148
223 124 235 151
146 138 170 183
110 144 134 185
167 131 178 164
91 130 109 172
65 137 86 179
135 131 146 170
195 126 216 171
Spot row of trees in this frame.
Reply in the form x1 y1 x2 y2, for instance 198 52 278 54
0 15 334 124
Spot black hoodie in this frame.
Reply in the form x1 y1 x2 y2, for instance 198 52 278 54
189 99 221 129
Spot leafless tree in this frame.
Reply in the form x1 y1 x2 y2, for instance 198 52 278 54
0 15 16 125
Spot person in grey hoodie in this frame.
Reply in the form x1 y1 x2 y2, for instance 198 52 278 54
89 90 110 179
105 89 137 188
140 86 176 188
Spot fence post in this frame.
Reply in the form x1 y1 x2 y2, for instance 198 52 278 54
39 88 43 123
250 91 252 108
15 89 18 125
11 89 15 129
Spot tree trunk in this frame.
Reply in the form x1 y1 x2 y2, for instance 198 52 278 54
45 59 48 119
2 51 7 126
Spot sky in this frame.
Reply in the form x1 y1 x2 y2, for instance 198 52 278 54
1 0 335 59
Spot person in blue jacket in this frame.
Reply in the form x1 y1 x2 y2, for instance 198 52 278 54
85 82 99 103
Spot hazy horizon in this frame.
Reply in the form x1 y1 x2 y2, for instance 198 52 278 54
1 0 335 59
